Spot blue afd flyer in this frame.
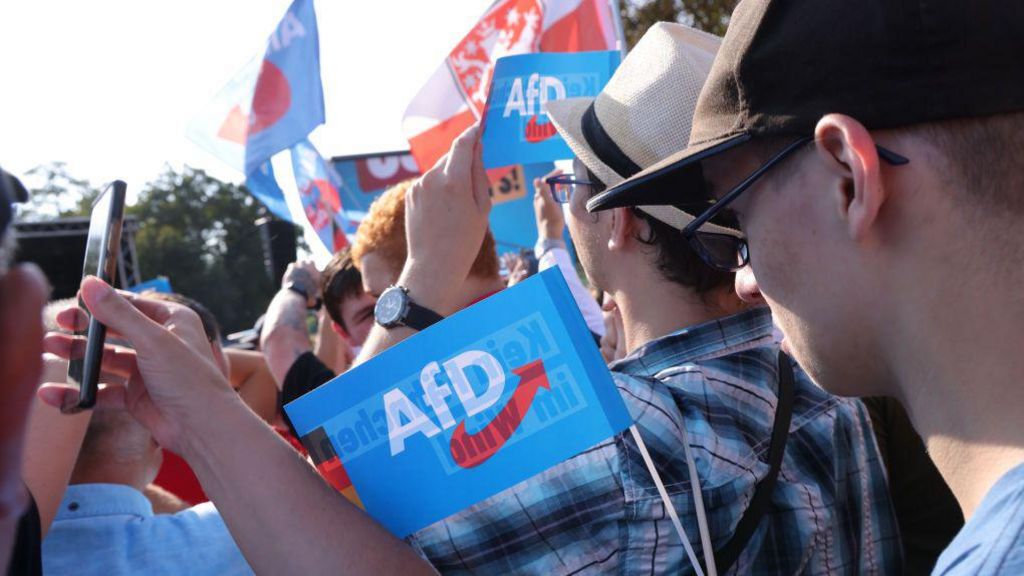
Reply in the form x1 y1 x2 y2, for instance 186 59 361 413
482 50 621 168
285 267 632 537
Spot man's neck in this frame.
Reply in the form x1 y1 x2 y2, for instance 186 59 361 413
611 271 746 355
70 462 152 493
892 276 1024 518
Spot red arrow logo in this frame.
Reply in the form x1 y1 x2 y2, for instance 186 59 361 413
524 115 558 144
449 359 550 468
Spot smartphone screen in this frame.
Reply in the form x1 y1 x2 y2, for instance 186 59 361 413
64 181 126 413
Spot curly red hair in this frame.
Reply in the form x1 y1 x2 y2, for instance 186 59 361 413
351 180 499 279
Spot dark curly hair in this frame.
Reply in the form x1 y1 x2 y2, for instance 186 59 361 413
585 168 733 296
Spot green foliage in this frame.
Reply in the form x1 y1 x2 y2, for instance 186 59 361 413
18 162 100 221
23 163 283 333
619 0 739 48
128 167 279 333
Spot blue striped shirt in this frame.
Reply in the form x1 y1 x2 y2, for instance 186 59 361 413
409 307 902 574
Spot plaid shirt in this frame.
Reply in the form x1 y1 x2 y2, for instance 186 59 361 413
408 308 902 575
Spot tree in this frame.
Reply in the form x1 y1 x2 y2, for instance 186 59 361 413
128 167 280 333
619 0 739 48
17 162 99 221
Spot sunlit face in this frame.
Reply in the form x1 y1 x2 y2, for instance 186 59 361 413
565 158 611 291
700 142 876 395
338 291 376 346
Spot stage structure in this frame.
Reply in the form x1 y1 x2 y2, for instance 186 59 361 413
13 217 140 300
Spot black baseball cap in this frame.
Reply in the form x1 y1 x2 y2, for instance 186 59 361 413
587 0 1024 213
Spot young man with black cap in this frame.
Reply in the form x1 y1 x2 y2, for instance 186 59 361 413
543 21 901 575
588 1 1024 573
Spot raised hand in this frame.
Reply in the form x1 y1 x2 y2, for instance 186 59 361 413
400 124 492 314
39 277 238 456
281 259 322 308
533 168 565 241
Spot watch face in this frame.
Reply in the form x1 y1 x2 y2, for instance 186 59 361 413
375 287 406 326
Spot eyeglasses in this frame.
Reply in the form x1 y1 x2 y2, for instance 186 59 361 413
682 136 910 272
544 174 599 203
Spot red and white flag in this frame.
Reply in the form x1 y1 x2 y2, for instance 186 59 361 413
402 0 619 172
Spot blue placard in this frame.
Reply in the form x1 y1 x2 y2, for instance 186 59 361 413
285 267 632 537
129 277 173 294
331 152 556 254
482 51 620 168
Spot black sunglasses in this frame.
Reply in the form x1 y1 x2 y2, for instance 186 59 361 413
682 136 910 272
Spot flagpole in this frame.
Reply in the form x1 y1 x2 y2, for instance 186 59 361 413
608 0 629 58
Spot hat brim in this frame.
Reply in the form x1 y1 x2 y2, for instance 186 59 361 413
546 99 741 234
585 132 751 214
544 97 625 189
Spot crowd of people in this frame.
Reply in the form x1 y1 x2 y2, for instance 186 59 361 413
3 0 1022 574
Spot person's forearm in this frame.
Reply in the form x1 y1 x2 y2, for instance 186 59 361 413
227 349 279 423
313 309 342 372
261 290 313 385
179 390 435 575
355 324 416 365
21 355 92 535
538 247 605 336
353 263 451 366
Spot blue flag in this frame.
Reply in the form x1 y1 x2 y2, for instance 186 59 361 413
482 51 620 168
245 161 293 222
285 267 632 537
244 0 325 175
290 139 349 252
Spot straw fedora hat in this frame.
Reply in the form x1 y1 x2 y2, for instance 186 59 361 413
545 22 738 234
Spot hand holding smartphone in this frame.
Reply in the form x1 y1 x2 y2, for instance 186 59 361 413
64 180 126 413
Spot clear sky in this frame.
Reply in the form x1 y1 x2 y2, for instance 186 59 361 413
0 0 491 191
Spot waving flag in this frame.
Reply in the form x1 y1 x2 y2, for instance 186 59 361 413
187 0 325 175
291 139 349 252
245 161 293 221
402 0 618 172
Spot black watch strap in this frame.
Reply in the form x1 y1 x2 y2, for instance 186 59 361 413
285 282 322 310
286 284 310 301
403 300 445 331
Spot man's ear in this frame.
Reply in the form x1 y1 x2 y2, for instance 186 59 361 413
330 320 353 346
814 114 888 242
607 207 636 251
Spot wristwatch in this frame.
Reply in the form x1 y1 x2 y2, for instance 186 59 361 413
374 285 444 331
284 279 321 310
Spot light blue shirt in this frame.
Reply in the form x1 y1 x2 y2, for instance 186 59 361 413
934 463 1024 575
43 483 253 575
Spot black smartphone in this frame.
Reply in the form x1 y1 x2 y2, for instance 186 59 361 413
64 180 127 413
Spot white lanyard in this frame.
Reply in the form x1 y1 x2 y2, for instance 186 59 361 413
629 424 717 576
